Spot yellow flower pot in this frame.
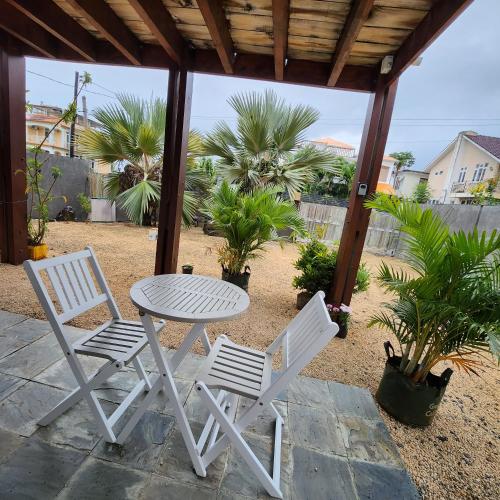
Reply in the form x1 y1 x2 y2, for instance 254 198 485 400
27 243 48 261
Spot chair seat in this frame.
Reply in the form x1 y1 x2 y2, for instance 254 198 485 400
73 319 158 363
197 336 272 399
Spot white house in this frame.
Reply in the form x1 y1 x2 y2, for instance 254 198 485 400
394 170 429 198
424 131 500 204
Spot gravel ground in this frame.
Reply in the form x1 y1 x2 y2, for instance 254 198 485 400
0 221 498 499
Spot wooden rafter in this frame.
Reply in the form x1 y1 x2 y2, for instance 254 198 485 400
272 0 289 81
0 1 76 59
197 0 234 74
65 0 142 66
6 0 97 62
128 0 187 65
328 0 374 87
386 0 474 84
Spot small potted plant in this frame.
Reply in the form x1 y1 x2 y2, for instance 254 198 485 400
77 193 92 222
182 263 194 274
205 181 306 291
24 72 92 260
326 303 352 338
366 195 500 427
293 239 370 311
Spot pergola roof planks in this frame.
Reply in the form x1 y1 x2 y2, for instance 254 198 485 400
0 0 474 305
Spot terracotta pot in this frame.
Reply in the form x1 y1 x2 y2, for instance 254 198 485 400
27 243 48 261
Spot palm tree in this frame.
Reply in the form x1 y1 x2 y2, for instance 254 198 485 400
366 195 500 383
205 181 306 276
204 90 336 197
78 94 209 225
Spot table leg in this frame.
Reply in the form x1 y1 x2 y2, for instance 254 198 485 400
170 322 211 373
139 311 207 477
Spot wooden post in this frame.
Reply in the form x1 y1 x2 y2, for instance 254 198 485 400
327 77 398 310
0 47 27 264
154 67 193 275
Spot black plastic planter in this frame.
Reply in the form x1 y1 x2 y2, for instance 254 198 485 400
221 266 251 292
376 342 453 427
182 265 193 274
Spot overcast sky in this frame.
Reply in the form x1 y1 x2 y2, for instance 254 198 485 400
25 0 500 171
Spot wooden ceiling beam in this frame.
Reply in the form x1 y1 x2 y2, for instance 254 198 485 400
328 0 374 87
272 0 290 81
65 0 142 65
0 1 78 59
197 0 234 74
385 0 474 84
128 0 186 65
6 0 97 62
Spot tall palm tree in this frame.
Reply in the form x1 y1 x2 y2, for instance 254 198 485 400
78 94 209 225
204 90 336 197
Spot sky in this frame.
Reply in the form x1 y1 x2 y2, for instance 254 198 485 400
25 0 500 171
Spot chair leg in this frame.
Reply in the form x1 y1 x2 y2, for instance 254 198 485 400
132 356 152 391
38 386 84 426
196 383 283 499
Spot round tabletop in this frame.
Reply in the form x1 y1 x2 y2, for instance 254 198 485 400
130 274 250 323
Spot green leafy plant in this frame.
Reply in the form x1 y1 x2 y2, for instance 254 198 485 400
205 181 306 275
293 239 370 295
470 177 499 205
25 72 91 246
366 195 500 383
305 157 356 199
204 90 336 197
411 182 431 203
390 151 415 176
78 94 209 226
77 193 91 221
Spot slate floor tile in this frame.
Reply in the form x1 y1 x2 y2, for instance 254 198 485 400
92 410 175 471
141 474 217 500
169 351 205 380
351 459 420 500
0 333 63 379
135 345 170 372
156 422 227 490
220 433 291 499
33 355 106 391
329 381 381 420
0 381 69 436
286 376 332 408
0 310 27 331
35 399 115 451
291 446 356 500
0 334 29 361
56 457 149 500
0 438 86 500
3 318 53 343
237 397 289 443
0 373 27 402
0 428 26 465
288 402 346 456
338 414 404 468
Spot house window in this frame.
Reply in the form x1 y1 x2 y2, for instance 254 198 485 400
439 170 443 175
472 164 487 182
458 167 467 183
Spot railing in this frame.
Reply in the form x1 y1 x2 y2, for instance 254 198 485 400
450 180 482 193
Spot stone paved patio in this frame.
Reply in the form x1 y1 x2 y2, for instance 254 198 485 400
0 310 419 499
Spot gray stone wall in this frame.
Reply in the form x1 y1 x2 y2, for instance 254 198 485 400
27 152 91 221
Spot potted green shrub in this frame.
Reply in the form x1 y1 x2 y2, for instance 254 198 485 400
77 193 92 222
182 264 194 274
292 238 370 315
366 195 500 427
205 181 306 291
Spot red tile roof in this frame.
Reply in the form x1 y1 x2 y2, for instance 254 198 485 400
465 133 500 160
312 137 355 150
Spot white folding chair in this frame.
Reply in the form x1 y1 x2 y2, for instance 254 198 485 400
24 246 163 444
194 291 339 498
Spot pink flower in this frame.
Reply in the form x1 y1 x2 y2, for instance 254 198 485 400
340 304 352 314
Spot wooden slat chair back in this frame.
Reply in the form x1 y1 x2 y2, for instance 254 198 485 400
194 291 339 498
24 246 162 444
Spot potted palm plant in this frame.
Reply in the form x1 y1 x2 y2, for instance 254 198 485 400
366 195 500 426
205 181 306 291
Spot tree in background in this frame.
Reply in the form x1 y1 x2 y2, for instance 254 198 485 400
390 151 416 176
412 182 431 203
470 177 499 205
304 157 356 199
79 94 210 226
204 90 336 197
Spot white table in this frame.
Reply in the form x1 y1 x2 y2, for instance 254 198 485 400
129 274 250 475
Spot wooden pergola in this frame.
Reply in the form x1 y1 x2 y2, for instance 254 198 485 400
0 0 472 306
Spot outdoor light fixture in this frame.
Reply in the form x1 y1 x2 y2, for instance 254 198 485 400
380 55 394 74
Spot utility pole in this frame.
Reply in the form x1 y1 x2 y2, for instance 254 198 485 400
69 71 79 157
82 95 88 128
